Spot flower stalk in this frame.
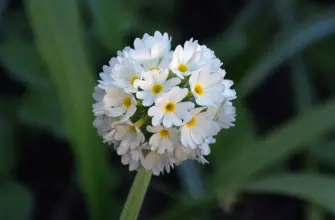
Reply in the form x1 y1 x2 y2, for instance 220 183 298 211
119 170 152 220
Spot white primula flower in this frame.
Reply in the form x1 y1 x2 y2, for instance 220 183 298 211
93 114 115 138
113 121 145 155
198 45 222 72
121 147 143 171
147 125 178 154
174 142 194 165
103 88 137 122
220 69 237 101
98 47 131 88
111 58 143 93
181 107 220 149
189 67 225 106
134 69 181 106
216 101 236 129
148 87 194 128
130 31 172 70
92 86 106 116
198 137 216 156
170 39 202 79
141 143 175 176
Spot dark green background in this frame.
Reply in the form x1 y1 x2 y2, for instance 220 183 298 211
1 0 335 219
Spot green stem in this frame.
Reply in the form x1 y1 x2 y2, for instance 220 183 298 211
120 170 152 220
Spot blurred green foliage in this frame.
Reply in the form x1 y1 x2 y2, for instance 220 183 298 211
0 0 334 220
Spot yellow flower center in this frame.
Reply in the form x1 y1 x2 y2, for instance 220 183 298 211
194 84 204 96
159 129 170 137
151 84 163 95
177 64 188 72
128 125 136 133
123 96 132 108
149 67 160 71
129 76 138 85
163 101 176 113
186 117 197 128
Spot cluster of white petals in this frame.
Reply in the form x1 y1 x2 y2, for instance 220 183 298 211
93 31 236 175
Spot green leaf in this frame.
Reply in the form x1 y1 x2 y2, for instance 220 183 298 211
18 90 66 139
216 98 335 197
89 0 134 51
0 181 33 220
0 114 14 174
244 173 335 214
239 15 335 98
26 0 111 220
120 170 152 220
0 39 49 88
157 99 335 220
309 141 335 169
0 97 20 174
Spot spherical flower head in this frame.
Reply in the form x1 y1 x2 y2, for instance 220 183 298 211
148 87 195 128
134 69 181 106
92 31 237 176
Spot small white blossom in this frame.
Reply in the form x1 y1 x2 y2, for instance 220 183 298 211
181 107 220 149
148 87 194 128
215 101 236 129
112 58 143 93
147 125 178 154
170 39 202 79
189 67 225 106
102 88 137 122
113 121 145 155
130 31 172 70
198 45 222 72
134 69 181 106
141 143 175 175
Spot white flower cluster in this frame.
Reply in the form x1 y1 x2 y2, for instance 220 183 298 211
93 31 236 176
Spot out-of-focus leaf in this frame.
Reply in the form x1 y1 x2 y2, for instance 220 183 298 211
26 0 111 220
0 114 14 174
244 173 335 214
0 181 33 220
0 39 49 88
309 141 335 169
216 98 335 197
212 100 255 165
18 90 66 139
89 0 135 51
209 0 266 63
158 99 335 220
0 97 20 174
239 15 335 98
177 161 205 199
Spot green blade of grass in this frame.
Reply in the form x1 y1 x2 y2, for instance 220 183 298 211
216 98 335 196
239 14 335 98
158 98 335 219
244 173 335 214
26 0 110 219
